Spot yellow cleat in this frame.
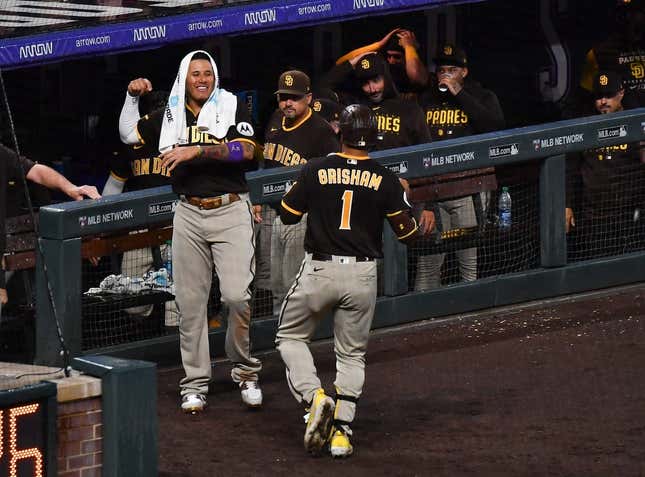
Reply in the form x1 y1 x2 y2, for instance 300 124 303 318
330 427 353 458
303 389 335 454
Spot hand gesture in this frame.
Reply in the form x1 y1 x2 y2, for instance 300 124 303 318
127 78 153 96
565 207 575 233
160 145 201 173
397 29 418 49
252 205 262 223
419 209 436 236
378 28 401 49
66 185 101 201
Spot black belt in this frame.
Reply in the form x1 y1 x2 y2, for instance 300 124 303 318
311 252 374 263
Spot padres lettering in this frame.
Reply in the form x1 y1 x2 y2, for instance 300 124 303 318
317 168 383 190
264 143 306 166
375 114 400 133
426 108 469 126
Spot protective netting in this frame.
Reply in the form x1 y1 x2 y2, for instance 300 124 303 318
566 145 645 261
408 169 541 290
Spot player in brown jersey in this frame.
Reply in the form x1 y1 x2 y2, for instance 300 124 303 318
414 44 505 290
118 50 263 413
319 52 430 151
276 104 423 458
261 70 339 315
566 71 645 260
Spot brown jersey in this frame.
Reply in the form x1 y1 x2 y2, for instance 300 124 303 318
263 108 339 168
370 98 430 151
109 142 172 192
280 152 414 258
136 98 257 196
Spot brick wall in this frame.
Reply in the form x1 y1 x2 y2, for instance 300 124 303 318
57 397 103 477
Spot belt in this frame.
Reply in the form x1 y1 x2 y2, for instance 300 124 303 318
181 193 240 210
311 252 374 263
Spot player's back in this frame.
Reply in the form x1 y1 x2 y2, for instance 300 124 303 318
301 152 404 259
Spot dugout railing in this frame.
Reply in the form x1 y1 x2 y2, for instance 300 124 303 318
32 107 645 365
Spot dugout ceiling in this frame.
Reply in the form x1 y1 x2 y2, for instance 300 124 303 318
0 0 484 68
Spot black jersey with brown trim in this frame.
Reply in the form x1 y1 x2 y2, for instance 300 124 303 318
370 98 430 151
281 152 412 258
109 142 172 192
263 108 339 168
136 97 257 196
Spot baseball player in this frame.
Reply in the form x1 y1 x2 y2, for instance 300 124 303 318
262 70 339 314
118 50 262 413
415 44 505 290
320 52 430 150
566 71 645 259
276 104 423 457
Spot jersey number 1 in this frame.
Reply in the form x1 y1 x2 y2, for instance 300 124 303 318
340 190 354 230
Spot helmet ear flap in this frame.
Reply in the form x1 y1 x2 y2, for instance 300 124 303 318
339 104 378 149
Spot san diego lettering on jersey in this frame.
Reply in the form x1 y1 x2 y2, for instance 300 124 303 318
264 143 306 166
317 168 383 191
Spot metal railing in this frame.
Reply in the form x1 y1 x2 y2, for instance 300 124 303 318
34 108 645 365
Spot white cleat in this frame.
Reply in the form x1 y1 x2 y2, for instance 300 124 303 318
240 381 263 408
181 393 207 414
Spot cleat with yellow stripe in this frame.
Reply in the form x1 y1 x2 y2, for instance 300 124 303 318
330 426 353 458
303 389 335 454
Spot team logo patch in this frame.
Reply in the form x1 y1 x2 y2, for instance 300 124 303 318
237 122 255 136
599 74 609 86
443 45 453 55
360 59 370 70
313 100 322 112
285 74 294 86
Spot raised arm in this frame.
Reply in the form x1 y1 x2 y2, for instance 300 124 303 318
119 78 153 144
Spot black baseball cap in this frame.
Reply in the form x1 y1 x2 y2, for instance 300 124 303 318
592 71 623 98
275 70 311 95
434 44 468 67
312 98 342 122
354 54 387 80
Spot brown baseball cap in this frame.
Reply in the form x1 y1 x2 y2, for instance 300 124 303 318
434 44 468 67
354 54 387 80
312 98 342 122
592 71 623 97
275 70 311 95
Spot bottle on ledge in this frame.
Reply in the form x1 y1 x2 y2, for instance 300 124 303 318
164 240 173 279
498 186 512 230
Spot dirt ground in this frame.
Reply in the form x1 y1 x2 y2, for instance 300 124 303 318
157 284 645 477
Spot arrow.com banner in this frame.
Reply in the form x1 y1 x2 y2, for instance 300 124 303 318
0 0 480 68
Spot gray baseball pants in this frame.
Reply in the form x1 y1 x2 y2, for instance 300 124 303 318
276 253 377 424
173 198 261 397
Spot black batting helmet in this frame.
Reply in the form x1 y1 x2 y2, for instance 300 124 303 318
339 104 378 149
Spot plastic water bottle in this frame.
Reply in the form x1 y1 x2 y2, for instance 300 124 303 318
498 186 512 229
164 240 173 278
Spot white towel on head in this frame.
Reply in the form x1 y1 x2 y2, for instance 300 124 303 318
159 49 238 152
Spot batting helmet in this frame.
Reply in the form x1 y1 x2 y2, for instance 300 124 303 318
339 104 378 149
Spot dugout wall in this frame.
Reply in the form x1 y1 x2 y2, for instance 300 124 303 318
32 107 645 365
